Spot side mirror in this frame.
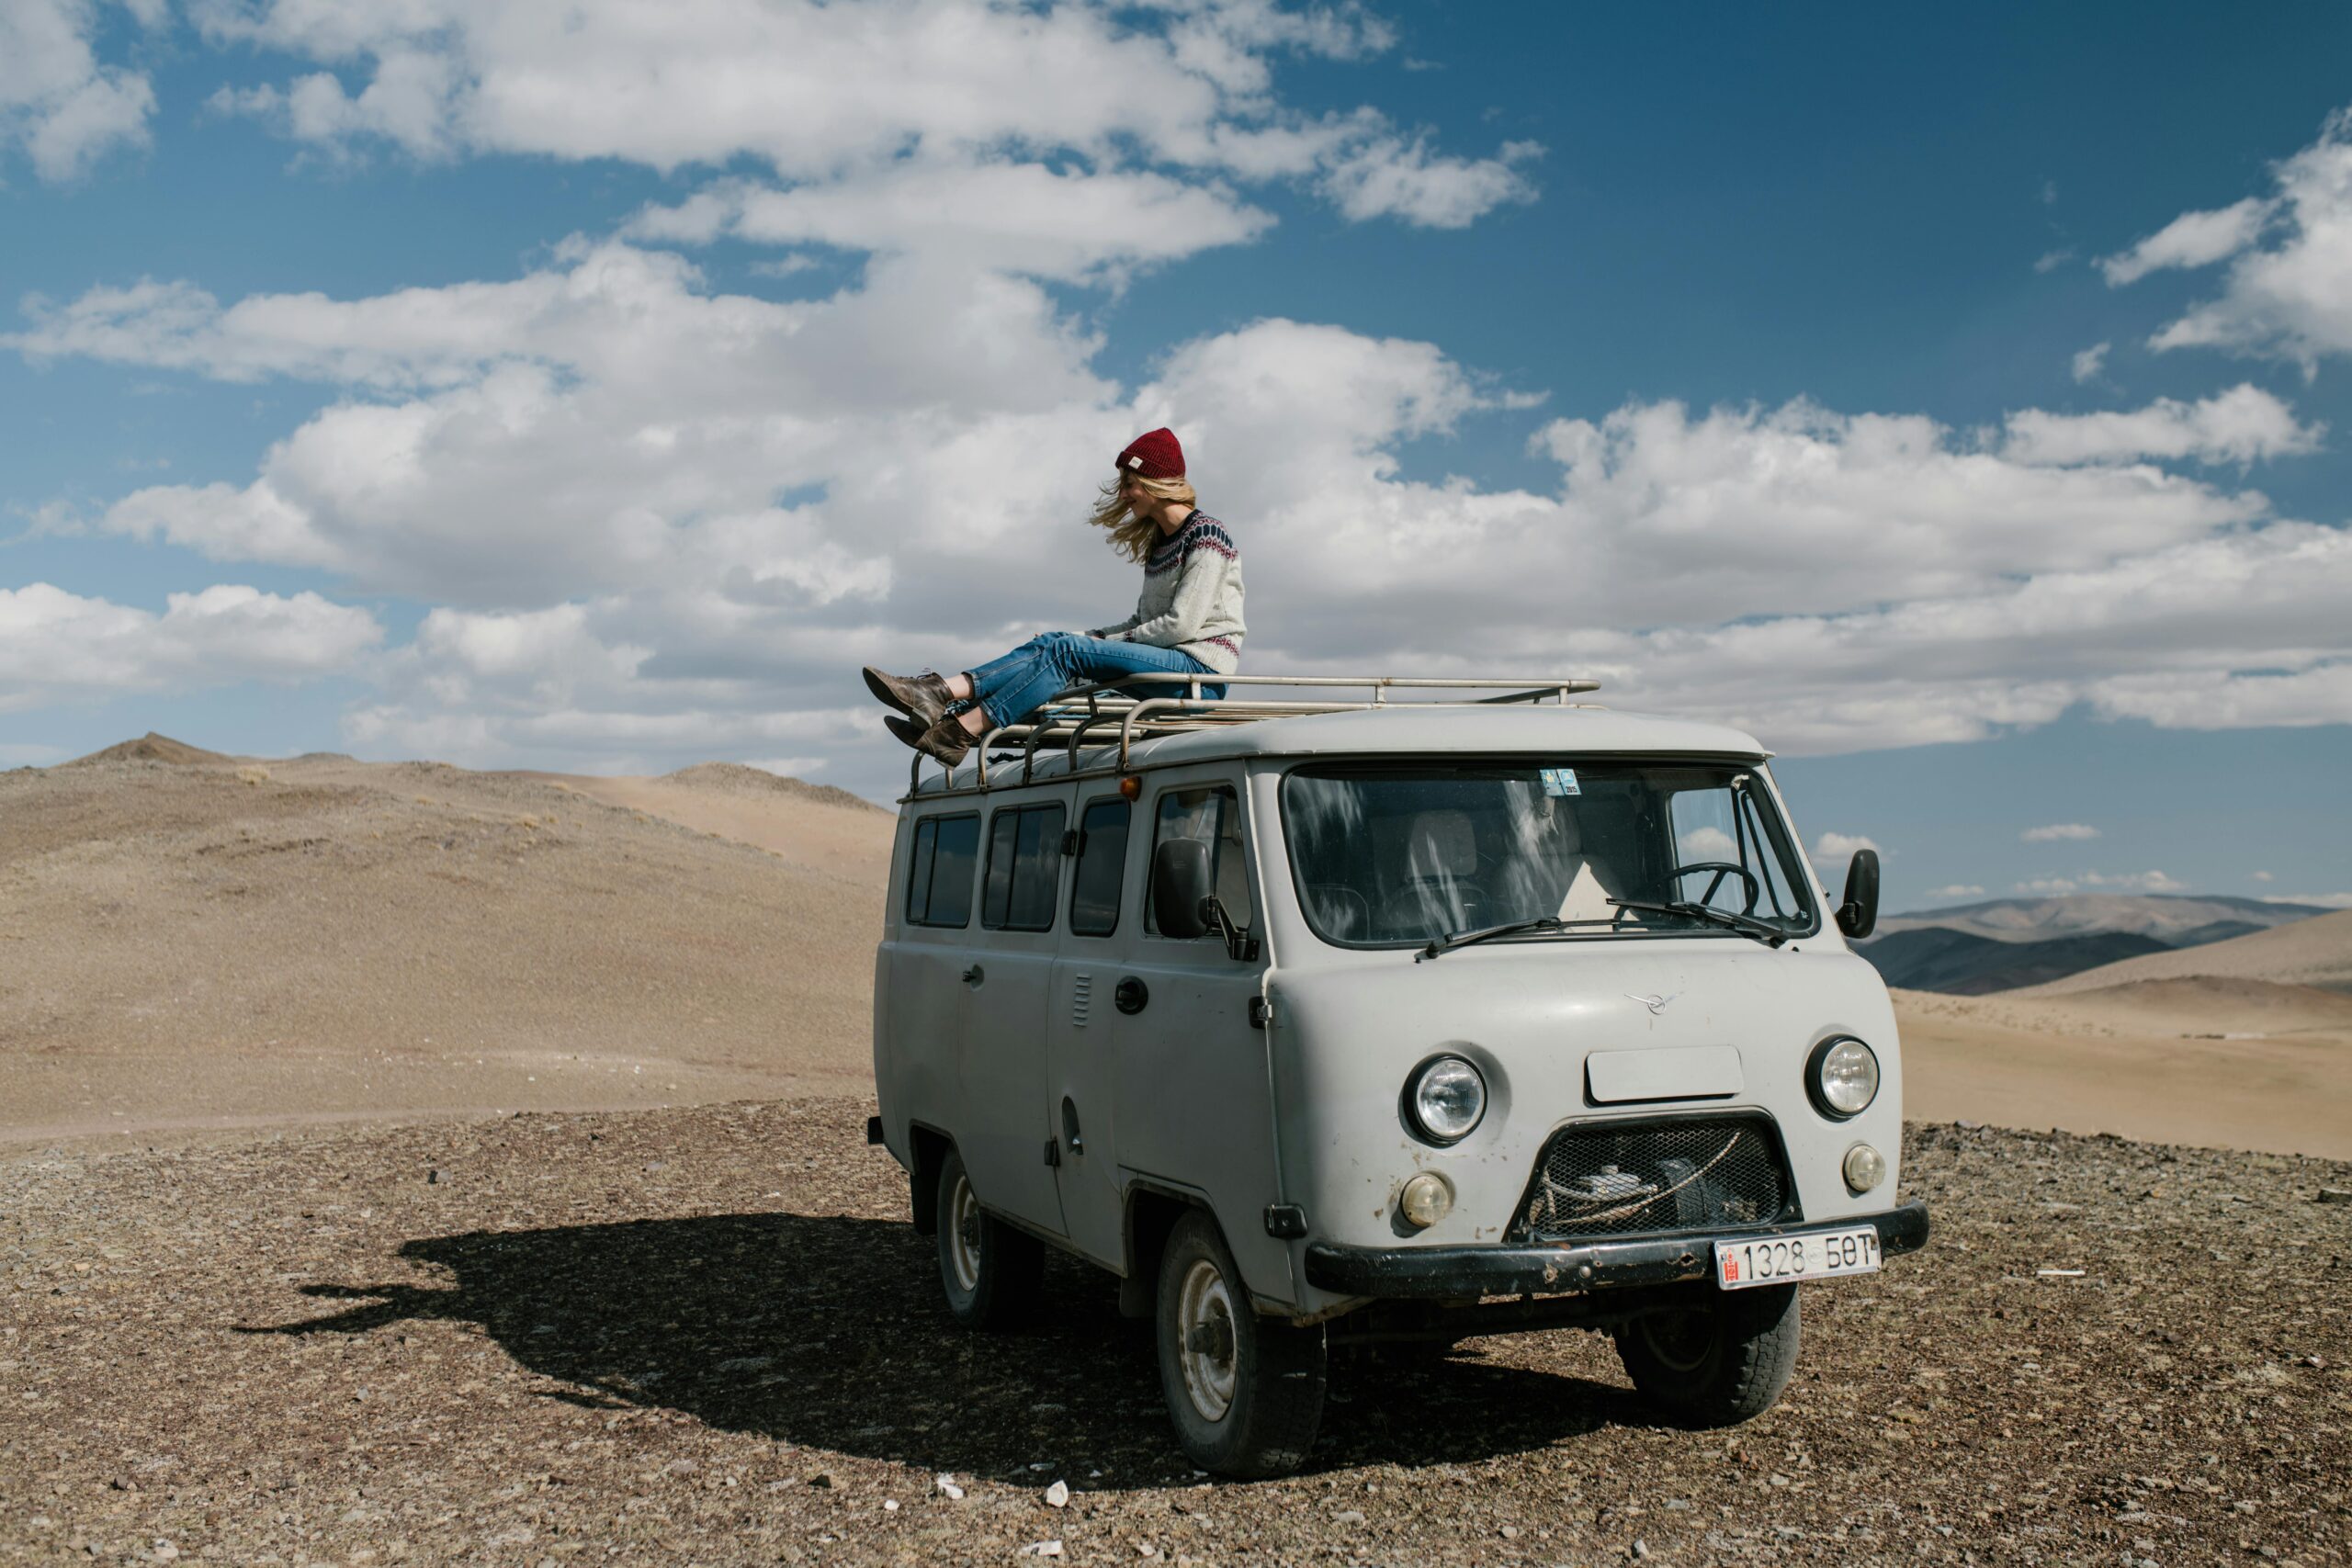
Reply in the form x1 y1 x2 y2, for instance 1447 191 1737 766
1152 838 1214 940
1835 849 1880 940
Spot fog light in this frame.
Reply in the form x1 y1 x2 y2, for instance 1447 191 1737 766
1843 1143 1886 1194
1398 1172 1453 1228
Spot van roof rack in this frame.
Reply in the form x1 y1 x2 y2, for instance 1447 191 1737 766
907 672 1604 796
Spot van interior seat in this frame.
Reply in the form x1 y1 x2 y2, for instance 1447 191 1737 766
1379 807 1487 937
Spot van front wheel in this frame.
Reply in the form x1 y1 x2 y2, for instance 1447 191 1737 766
934 1149 1042 1330
1155 1211 1326 1477
1612 1283 1800 1427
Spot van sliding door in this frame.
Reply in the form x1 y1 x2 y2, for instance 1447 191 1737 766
956 794 1071 1238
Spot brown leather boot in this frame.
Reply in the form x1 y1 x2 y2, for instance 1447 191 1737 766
886 713 972 769
862 666 955 728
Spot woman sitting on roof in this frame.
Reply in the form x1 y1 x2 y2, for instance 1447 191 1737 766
862 427 1247 769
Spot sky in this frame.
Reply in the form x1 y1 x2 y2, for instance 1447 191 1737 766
3 0 2350 913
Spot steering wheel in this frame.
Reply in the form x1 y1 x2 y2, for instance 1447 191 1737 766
1667 861 1761 915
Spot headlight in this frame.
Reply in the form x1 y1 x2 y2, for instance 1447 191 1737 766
1406 1055 1487 1144
1807 1036 1880 1119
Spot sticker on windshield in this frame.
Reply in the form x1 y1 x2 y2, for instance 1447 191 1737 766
1540 767 1581 797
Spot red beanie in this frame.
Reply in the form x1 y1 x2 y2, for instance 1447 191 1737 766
1115 427 1184 479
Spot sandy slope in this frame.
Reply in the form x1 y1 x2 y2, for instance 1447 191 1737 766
0 744 895 1148
2016 907 2352 995
1894 978 2352 1157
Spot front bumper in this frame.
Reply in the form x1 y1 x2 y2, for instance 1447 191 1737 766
1303 1200 1930 1300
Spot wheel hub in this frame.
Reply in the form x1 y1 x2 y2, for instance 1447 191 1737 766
946 1175 982 1294
1176 1258 1238 1422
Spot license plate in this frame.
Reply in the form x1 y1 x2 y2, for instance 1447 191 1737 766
1714 1227 1881 1290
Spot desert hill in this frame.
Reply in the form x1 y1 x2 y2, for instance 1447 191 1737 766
1860 892 2326 994
64 730 236 767
7 736 2350 1160
2018 907 2352 996
1871 891 2324 944
0 743 895 1145
1860 925 2171 994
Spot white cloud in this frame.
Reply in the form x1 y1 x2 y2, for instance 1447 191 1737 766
2266 892 2352 909
2083 660 2352 732
2070 342 2109 383
1925 885 1984 899
1813 831 1881 863
2001 384 2322 467
2021 823 2099 842
0 0 158 180
623 163 1276 283
2016 869 2188 897
1317 134 1540 229
1677 825 1737 860
0 581 381 711
2033 248 2074 275
2097 870 2187 894
2108 109 2352 368
15 239 2352 781
193 0 1538 239
2099 196 2274 286
2248 870 2274 883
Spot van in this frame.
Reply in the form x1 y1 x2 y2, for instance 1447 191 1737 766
868 674 1928 1477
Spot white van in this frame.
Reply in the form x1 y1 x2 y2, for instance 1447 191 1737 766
868 674 1928 1477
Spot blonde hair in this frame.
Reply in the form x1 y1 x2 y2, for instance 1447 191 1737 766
1089 472 1198 563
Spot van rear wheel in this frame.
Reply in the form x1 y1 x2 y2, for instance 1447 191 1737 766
1612 1283 1800 1427
934 1148 1042 1330
1154 1211 1326 1477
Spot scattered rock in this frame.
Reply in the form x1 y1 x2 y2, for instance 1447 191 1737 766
1045 1480 1069 1508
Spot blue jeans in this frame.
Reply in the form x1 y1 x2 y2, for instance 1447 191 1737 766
967 632 1226 728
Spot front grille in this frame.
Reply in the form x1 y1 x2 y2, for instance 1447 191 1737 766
1511 1115 1795 1243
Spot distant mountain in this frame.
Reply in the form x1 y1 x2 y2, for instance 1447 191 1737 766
2022 908 2352 998
1860 927 2175 995
1873 893 2325 946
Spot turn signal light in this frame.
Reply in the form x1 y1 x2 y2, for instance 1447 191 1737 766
1399 1172 1453 1228
1119 774 1143 801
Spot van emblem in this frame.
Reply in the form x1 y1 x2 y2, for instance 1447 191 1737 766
1625 992 1677 1015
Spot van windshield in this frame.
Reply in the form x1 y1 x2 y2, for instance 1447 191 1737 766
1281 761 1818 949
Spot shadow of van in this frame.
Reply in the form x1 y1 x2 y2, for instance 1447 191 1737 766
248 1212 1645 1483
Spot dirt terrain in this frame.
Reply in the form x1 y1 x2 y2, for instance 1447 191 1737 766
4 1100 2347 1565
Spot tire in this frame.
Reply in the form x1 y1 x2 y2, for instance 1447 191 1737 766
934 1148 1043 1330
1155 1211 1327 1477
1612 1284 1800 1427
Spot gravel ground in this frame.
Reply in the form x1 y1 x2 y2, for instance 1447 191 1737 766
4 1102 2347 1566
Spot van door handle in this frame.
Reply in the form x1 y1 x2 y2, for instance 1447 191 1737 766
1114 977 1148 1014
962 964 985 987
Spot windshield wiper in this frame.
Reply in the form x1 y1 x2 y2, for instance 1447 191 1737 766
1607 898 1789 949
1418 915 1601 962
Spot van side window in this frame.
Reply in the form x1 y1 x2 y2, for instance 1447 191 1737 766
904 813 981 928
981 803 1068 931
1146 784 1253 935
1068 797 1132 937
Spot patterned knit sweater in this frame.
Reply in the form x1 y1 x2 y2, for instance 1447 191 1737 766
1087 510 1246 674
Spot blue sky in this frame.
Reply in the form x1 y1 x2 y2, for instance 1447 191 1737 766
4 0 2349 912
